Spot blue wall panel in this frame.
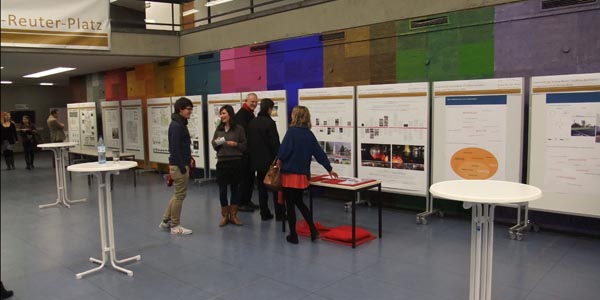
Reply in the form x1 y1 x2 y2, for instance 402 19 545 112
185 52 221 95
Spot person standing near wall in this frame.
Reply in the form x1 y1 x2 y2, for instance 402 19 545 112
46 109 65 143
212 105 247 226
247 98 284 221
235 93 259 212
159 97 194 235
19 115 37 170
1 112 17 170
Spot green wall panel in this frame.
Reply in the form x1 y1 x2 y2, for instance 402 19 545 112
185 52 221 95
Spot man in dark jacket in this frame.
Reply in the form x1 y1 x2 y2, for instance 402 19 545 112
159 97 194 235
235 93 259 212
247 98 284 220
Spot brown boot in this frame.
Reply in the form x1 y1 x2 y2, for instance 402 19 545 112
219 206 229 227
229 205 243 225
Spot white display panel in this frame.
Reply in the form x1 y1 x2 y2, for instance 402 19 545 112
146 97 172 164
121 99 145 160
298 87 355 177
100 101 122 151
357 83 429 195
207 93 242 170
79 102 98 150
241 90 288 142
172 95 205 169
432 78 524 184
529 73 600 217
67 103 81 151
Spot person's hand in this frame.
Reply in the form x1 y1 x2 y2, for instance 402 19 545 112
226 141 238 147
328 171 339 178
276 159 282 167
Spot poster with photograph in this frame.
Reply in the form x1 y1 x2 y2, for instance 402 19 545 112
207 93 242 170
357 83 429 195
79 102 97 149
299 87 355 177
66 103 81 150
241 90 288 141
121 99 144 159
147 97 172 164
100 101 121 150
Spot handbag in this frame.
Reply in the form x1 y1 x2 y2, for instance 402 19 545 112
263 157 281 191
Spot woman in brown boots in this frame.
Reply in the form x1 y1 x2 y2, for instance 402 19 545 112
212 105 247 226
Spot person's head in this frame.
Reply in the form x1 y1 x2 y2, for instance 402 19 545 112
259 98 274 116
174 97 193 119
245 93 258 111
2 112 11 122
290 106 311 128
50 109 59 117
22 115 31 124
219 105 237 128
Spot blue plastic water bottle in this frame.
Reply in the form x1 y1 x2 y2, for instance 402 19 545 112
98 136 106 164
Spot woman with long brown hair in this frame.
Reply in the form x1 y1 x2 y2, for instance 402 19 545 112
1 112 17 170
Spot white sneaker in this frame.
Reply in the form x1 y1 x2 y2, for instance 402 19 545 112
170 225 192 235
159 220 171 231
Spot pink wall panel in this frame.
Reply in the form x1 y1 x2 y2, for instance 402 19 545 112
220 46 267 93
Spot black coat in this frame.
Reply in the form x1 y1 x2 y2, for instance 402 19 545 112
247 113 280 172
235 107 255 132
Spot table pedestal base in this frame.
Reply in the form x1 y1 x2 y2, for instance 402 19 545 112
466 203 496 300
40 147 86 209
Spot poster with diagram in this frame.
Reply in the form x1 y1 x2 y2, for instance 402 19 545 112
432 78 524 184
100 101 121 151
529 73 600 217
241 90 288 142
172 95 205 169
121 99 144 159
147 97 172 164
79 102 98 150
298 87 355 177
207 93 241 170
66 103 81 150
357 83 429 195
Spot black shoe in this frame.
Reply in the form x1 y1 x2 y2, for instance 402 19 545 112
237 204 255 212
275 214 286 222
311 231 320 242
286 235 299 244
0 290 13 299
249 201 259 209
26 165 31 170
261 213 274 221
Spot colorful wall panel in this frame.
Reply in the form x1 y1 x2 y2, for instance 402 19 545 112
69 76 87 102
220 45 267 93
127 63 156 99
104 69 128 101
267 34 323 114
323 26 371 87
185 51 221 95
369 22 397 84
154 58 186 97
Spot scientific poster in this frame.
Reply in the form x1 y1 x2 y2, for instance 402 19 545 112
122 104 142 151
207 93 241 169
101 104 121 150
79 106 97 147
66 104 80 148
298 87 355 177
150 104 171 154
357 83 429 195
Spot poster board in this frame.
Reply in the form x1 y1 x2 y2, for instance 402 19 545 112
79 102 98 151
172 95 205 169
241 90 288 142
66 103 81 151
298 87 355 177
356 82 430 195
146 97 172 164
207 93 242 170
121 99 145 160
528 73 600 217
432 78 524 184
100 101 122 152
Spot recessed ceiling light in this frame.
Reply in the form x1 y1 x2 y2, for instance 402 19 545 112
1 66 4 69
182 9 199 16
39 82 54 86
205 0 235 7
144 19 156 23
24 67 75 78
1 81 13 84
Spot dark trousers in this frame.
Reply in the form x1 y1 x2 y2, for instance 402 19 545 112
256 170 284 217
219 182 240 207
239 157 255 205
24 146 35 167
3 149 14 168
284 187 316 237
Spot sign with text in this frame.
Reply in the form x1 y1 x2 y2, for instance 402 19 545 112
1 0 110 50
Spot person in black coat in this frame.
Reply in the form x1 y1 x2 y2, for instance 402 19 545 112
235 92 259 212
247 98 284 221
1 112 17 170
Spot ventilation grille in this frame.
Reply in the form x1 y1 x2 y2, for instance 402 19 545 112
320 32 345 41
157 61 171 67
410 16 449 29
197 53 214 60
250 44 268 52
542 0 596 9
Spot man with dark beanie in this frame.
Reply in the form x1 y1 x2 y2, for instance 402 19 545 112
235 93 260 212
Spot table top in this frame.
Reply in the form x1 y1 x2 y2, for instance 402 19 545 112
69 148 136 158
310 176 381 191
67 161 137 173
38 142 79 149
429 180 542 204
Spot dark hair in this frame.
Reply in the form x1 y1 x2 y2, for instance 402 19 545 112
258 98 274 117
217 105 237 130
173 97 193 113
50 109 59 115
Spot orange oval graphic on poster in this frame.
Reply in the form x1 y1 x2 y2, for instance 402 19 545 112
450 147 498 179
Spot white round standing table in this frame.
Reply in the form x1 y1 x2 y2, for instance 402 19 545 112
429 180 542 300
37 142 86 208
67 161 141 279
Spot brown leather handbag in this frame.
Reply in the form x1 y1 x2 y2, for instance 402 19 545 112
263 157 281 191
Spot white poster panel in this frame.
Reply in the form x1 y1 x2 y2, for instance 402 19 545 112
298 87 355 177
100 101 121 151
207 93 242 170
529 73 600 217
241 90 288 141
147 97 172 164
121 99 145 160
1 0 110 50
79 102 98 150
357 83 429 195
66 103 81 150
432 78 524 184
172 95 205 169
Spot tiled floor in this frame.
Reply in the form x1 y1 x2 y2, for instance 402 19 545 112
1 152 599 300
